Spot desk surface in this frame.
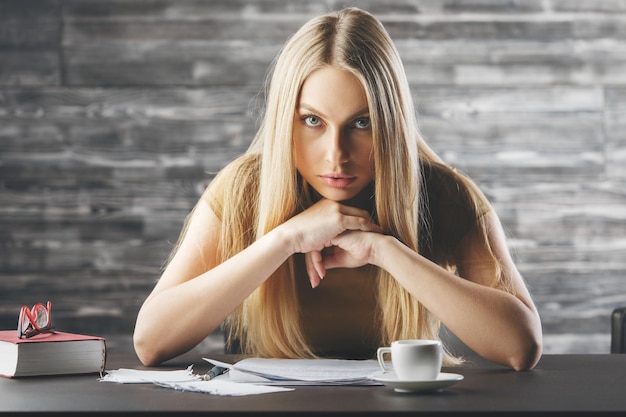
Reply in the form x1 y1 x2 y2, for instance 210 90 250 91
2 351 626 414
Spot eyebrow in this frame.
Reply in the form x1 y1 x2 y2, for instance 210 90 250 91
298 103 370 121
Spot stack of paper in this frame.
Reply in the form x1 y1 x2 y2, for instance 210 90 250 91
204 357 383 386
100 365 293 396
101 357 383 396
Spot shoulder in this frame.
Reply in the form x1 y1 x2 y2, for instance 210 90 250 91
202 153 261 219
212 153 261 183
422 160 490 214
422 161 472 209
419 160 490 262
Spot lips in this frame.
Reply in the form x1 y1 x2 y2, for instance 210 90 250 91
319 173 356 188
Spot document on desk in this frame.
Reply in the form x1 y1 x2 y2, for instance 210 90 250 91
100 365 293 396
99 365 199 384
203 357 383 386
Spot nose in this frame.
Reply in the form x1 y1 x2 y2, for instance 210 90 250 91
325 126 349 165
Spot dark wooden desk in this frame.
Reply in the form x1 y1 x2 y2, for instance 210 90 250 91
1 352 626 415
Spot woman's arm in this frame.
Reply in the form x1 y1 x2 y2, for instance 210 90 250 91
327 210 543 371
133 201 294 366
133 198 382 366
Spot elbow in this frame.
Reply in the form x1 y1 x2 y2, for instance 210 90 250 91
509 334 543 371
507 305 543 371
133 332 160 366
133 322 196 367
133 327 165 367
133 303 175 367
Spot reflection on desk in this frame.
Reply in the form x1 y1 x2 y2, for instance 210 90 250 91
1 351 626 415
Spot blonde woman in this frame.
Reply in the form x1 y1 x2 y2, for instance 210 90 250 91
133 7 542 371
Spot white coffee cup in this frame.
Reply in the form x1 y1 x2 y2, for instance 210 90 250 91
377 339 442 381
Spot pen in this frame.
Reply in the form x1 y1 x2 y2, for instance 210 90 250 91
202 365 228 381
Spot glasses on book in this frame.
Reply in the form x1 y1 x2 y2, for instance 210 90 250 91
17 301 55 339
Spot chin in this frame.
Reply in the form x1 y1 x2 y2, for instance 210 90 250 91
324 191 358 202
311 182 372 206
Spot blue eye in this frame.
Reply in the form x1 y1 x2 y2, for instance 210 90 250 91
303 115 322 127
354 117 371 129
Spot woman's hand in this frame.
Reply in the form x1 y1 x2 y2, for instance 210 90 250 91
323 230 382 270
281 198 382 288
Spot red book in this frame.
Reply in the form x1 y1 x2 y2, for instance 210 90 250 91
0 330 106 378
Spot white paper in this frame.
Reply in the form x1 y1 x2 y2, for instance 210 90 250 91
154 379 294 395
203 357 383 386
99 365 199 383
99 365 293 395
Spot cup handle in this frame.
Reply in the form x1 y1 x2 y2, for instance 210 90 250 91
376 347 393 372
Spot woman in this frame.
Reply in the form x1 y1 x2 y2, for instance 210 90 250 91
133 7 542 371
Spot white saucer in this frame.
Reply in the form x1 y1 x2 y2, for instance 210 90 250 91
371 371 464 393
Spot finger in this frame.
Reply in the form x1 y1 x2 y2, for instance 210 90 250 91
322 242 353 270
336 205 382 232
342 215 383 233
311 250 326 282
305 251 324 288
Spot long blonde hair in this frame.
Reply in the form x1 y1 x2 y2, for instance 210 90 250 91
200 7 503 364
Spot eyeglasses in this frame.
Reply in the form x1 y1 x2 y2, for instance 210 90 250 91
17 301 55 339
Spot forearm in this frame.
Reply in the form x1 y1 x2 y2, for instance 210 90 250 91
133 226 293 366
371 235 542 370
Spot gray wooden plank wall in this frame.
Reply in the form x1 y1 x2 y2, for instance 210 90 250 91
1 0 625 356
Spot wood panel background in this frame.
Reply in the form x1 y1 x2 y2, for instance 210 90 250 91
1 0 625 356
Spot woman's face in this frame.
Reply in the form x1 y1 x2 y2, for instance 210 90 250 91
293 66 374 203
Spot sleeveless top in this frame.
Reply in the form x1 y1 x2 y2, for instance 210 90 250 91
203 158 486 359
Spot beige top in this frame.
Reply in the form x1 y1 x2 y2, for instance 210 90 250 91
203 157 486 358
